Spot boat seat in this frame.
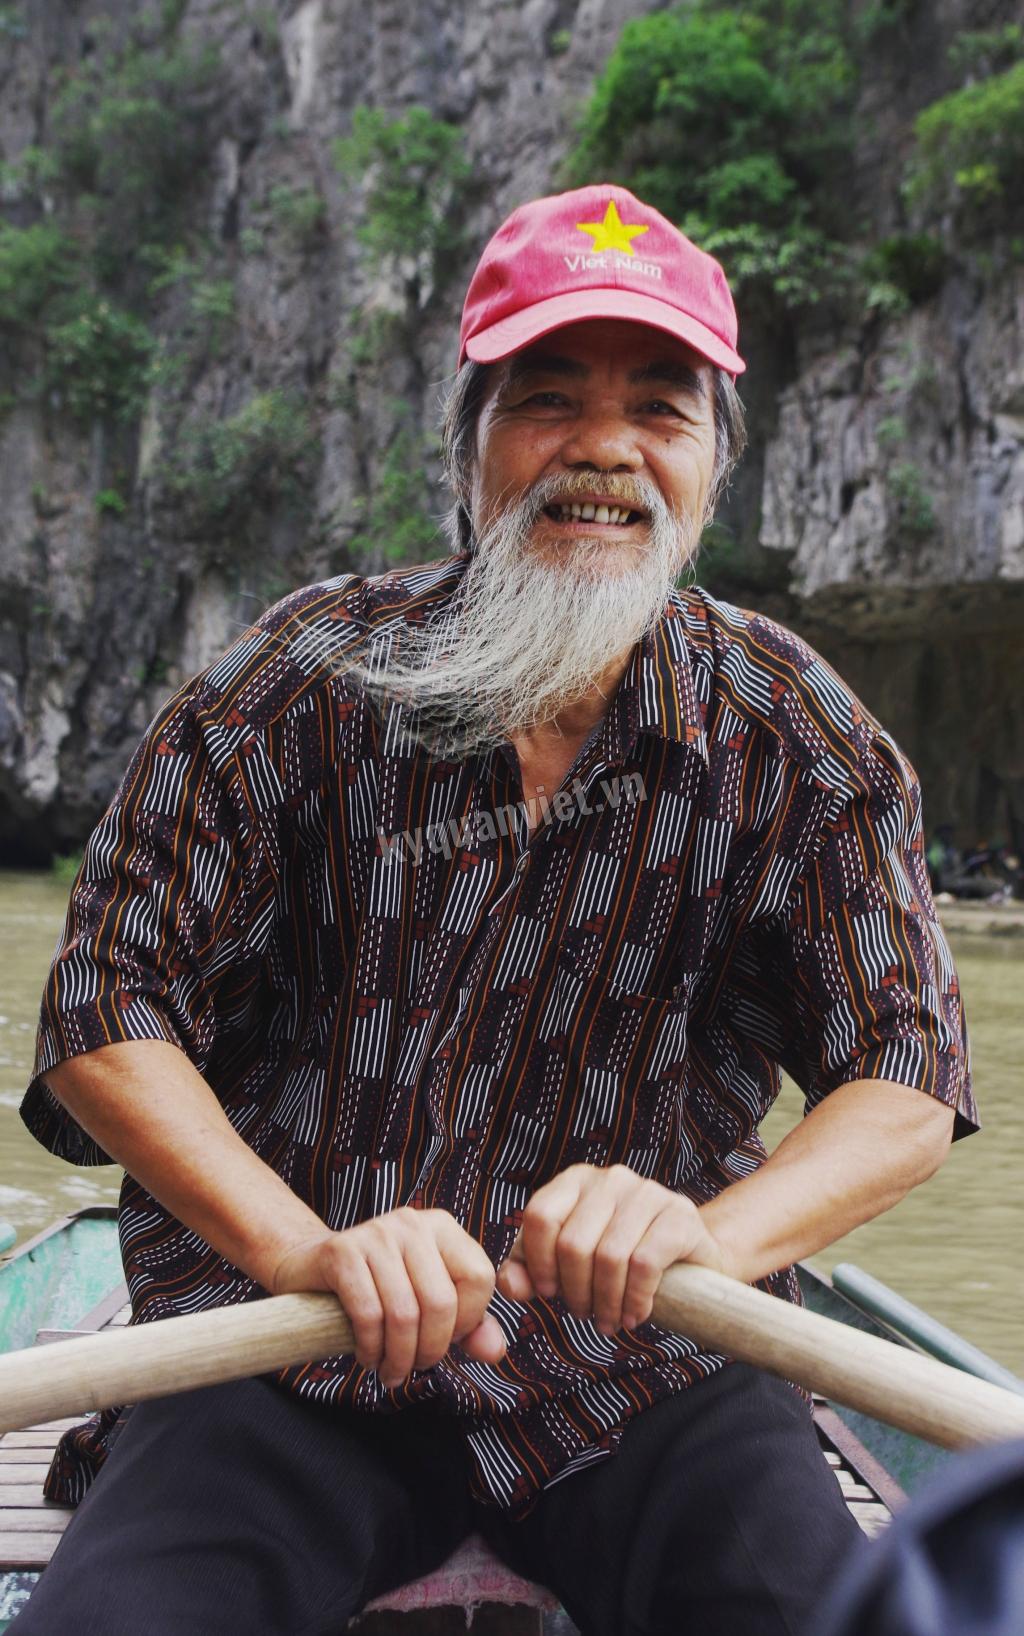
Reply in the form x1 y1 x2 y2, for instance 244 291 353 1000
353 1533 562 1631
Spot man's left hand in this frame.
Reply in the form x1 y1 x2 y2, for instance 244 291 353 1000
494 1163 727 1333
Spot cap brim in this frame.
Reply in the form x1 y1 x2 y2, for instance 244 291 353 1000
463 287 745 375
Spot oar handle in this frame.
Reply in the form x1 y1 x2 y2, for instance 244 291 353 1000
1 1264 1023 1449
0 1291 356 1433
652 1264 1024 1450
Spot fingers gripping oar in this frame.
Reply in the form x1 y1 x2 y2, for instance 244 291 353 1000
1 1263 1023 1449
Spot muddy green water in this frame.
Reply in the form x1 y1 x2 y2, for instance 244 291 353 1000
1 870 1021 1373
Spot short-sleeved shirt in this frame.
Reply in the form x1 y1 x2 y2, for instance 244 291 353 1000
22 554 976 1511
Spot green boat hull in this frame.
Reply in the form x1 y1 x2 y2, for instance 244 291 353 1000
0 1208 123 1359
795 1263 953 1496
0 1209 123 1632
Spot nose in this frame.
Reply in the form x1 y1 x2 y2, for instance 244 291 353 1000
557 405 644 475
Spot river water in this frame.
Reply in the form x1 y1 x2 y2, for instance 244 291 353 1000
1 870 1021 1373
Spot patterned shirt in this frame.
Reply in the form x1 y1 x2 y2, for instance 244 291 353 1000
23 553 976 1511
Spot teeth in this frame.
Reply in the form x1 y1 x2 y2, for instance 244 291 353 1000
548 502 639 524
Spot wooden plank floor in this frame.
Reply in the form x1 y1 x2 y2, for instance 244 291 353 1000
0 1416 94 1565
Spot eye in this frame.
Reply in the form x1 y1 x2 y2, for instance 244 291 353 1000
643 399 683 416
498 388 569 413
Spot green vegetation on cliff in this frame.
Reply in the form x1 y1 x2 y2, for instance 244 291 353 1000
0 12 221 432
332 106 472 285
907 57 1024 239
44 296 157 423
348 428 441 568
0 222 75 328
331 107 474 562
47 20 221 267
160 390 320 539
0 7 334 545
566 1 856 314
567 1 1023 323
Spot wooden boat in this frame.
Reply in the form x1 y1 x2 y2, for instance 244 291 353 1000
0 1206 1020 1634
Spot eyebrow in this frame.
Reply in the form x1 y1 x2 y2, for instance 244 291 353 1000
629 359 706 398
503 351 706 398
504 351 587 385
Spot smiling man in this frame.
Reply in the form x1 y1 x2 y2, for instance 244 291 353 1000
14 186 975 1636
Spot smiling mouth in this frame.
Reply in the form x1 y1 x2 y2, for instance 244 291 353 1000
542 501 646 526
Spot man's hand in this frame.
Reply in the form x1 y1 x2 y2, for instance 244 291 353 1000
270 1207 507 1387
495 1164 727 1333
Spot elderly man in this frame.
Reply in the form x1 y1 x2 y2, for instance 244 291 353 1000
14 185 974 1635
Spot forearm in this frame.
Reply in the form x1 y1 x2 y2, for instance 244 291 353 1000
44 1040 327 1291
699 1078 956 1285
44 1040 508 1378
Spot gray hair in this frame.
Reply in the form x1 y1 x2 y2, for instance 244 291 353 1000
439 357 747 552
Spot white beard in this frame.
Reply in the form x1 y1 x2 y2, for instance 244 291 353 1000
348 471 697 759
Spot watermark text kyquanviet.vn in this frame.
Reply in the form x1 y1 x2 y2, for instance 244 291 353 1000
376 770 648 865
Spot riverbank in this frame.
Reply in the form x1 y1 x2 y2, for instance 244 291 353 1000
937 898 1024 939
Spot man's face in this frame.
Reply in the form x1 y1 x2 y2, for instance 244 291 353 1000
351 319 721 757
469 318 718 570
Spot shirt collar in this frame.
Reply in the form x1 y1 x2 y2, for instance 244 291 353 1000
602 597 709 767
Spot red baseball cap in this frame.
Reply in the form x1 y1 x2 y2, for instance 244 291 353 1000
458 184 745 377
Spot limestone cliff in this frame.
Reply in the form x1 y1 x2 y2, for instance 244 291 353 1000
0 0 1021 859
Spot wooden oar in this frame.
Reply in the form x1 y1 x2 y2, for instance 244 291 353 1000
2 1263 1023 1447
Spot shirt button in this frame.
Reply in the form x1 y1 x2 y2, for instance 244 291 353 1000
515 854 530 877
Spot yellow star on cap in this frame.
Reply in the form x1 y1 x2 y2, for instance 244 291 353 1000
575 199 650 256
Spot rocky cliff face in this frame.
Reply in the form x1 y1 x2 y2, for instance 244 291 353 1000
759 266 1024 848
0 0 1021 860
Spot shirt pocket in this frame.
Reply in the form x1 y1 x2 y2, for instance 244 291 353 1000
551 961 694 1175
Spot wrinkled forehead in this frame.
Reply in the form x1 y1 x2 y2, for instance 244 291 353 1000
492 319 711 401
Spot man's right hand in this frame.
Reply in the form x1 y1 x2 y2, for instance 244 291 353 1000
270 1208 507 1387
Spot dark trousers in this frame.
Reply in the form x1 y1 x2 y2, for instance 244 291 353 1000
10 1363 860 1636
